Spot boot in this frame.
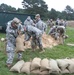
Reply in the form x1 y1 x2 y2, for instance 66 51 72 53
39 50 45 53
6 63 12 68
31 45 37 52
39 46 45 53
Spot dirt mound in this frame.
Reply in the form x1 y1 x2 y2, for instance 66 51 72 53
42 33 58 48
24 33 59 49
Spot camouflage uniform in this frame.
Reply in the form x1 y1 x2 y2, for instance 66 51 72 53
48 26 56 35
48 26 65 40
59 19 64 26
24 16 34 26
25 25 43 51
56 18 60 25
6 21 24 64
63 20 67 28
35 18 46 34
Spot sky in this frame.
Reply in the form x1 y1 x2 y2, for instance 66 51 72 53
0 0 74 11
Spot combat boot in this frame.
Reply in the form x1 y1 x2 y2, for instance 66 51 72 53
39 46 45 53
6 63 12 68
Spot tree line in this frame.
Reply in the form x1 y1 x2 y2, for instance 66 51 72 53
0 0 74 20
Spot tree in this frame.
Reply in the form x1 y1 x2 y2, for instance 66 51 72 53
0 3 25 14
61 5 74 20
65 5 73 13
17 8 26 14
48 8 58 20
22 0 48 19
0 3 17 12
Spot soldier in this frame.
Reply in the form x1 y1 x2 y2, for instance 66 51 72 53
24 16 34 26
24 25 45 53
47 19 50 27
63 20 67 28
59 19 64 26
56 18 60 25
6 17 24 68
48 26 57 39
48 25 65 40
49 19 54 28
35 14 47 34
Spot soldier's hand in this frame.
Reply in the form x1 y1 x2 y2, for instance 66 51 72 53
17 30 21 35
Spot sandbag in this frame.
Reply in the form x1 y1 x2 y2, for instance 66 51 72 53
61 69 70 74
39 70 49 75
31 69 40 74
40 58 50 71
56 59 69 70
64 59 74 73
10 60 24 73
49 59 61 74
71 58 74 61
16 34 25 52
30 57 41 71
21 62 31 74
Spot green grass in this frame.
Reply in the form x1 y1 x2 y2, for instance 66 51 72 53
0 27 74 75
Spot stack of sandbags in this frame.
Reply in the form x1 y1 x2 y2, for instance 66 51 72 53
56 58 74 74
64 58 74 73
10 58 74 74
56 59 70 74
39 58 50 75
30 57 41 74
16 34 25 52
40 58 50 71
30 57 41 71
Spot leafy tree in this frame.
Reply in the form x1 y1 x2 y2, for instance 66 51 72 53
62 5 74 20
48 8 58 20
65 5 74 13
17 8 26 14
22 0 48 19
0 3 17 12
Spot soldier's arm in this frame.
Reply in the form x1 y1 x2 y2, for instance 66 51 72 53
6 25 15 34
17 24 24 34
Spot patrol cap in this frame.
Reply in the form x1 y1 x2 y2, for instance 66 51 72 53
35 14 40 18
12 17 20 24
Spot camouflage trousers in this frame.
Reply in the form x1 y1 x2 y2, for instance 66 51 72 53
6 40 22 64
31 36 43 50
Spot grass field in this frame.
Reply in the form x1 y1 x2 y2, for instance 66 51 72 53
0 26 74 75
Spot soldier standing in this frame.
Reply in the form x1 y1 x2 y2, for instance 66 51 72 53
35 14 47 34
49 19 54 28
6 17 24 68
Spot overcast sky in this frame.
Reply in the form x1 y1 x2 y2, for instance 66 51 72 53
0 0 74 11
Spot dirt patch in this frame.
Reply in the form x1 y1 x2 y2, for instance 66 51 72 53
67 21 74 27
24 33 59 49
